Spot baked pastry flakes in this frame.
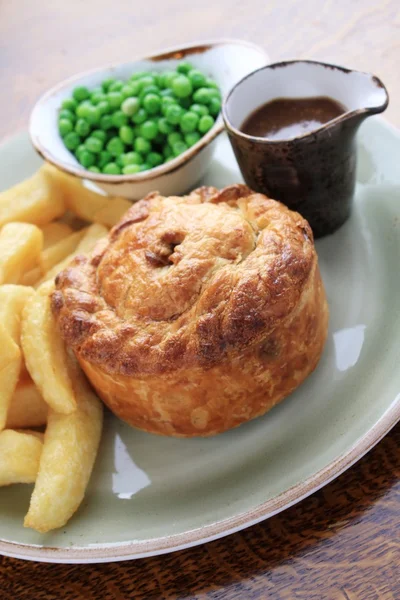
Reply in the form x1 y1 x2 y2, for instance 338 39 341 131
52 185 328 437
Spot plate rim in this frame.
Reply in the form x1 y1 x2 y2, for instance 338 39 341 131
0 397 398 563
0 121 399 563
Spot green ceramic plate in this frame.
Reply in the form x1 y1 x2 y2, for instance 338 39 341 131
0 119 399 563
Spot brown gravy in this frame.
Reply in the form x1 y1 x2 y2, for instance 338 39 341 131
241 96 346 140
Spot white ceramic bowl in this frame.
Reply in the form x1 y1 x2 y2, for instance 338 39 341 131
29 40 268 199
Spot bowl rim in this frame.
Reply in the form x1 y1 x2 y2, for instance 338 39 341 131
222 59 389 144
29 38 268 185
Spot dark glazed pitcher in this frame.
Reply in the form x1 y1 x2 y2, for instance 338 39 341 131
223 60 389 237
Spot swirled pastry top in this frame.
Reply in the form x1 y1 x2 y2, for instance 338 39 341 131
51 185 315 376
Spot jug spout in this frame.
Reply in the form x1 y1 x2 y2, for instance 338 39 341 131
326 64 389 120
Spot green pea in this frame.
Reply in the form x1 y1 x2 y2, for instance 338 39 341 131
155 73 164 88
72 86 90 102
147 151 163 167
162 71 178 89
139 85 160 100
163 144 173 159
134 137 151 154
188 69 207 89
121 151 143 166
107 92 124 109
91 129 107 142
79 149 96 168
139 163 151 172
98 150 112 168
161 96 177 115
185 132 201 147
121 84 136 98
101 78 116 92
85 137 103 153
75 118 91 137
103 162 121 174
142 93 161 115
119 125 135 144
158 117 174 135
59 108 75 122
164 156 174 163
190 103 209 117
122 97 140 116
167 132 183 147
128 81 141 96
75 144 86 160
140 120 158 140
198 114 215 133
59 119 73 137
209 97 221 116
97 100 111 115
171 75 192 98
209 88 222 101
61 98 77 112
192 87 214 105
132 108 148 124
75 101 93 119
206 78 219 89
109 80 124 92
91 92 107 105
172 140 188 157
88 166 100 173
165 104 183 125
106 136 125 156
177 62 193 75
122 164 141 174
111 111 128 128
180 111 199 133
91 86 103 96
116 155 125 168
160 88 174 98
137 76 156 91
130 71 150 81
100 114 114 130
85 105 100 125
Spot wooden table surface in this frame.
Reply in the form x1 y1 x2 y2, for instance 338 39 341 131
1 0 399 598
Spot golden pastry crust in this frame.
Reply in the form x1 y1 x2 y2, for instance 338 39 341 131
52 184 328 437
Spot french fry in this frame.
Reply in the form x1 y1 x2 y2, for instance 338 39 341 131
19 267 42 287
39 223 108 285
0 166 65 227
75 223 108 253
91 196 132 227
0 286 34 430
43 163 131 226
21 281 77 414
40 229 85 272
43 163 108 218
0 285 34 341
0 429 43 486
0 223 43 284
0 322 20 377
6 378 48 429
20 224 79 286
58 211 88 231
41 222 73 249
24 363 103 533
0 325 21 434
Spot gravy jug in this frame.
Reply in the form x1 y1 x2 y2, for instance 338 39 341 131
223 60 389 237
